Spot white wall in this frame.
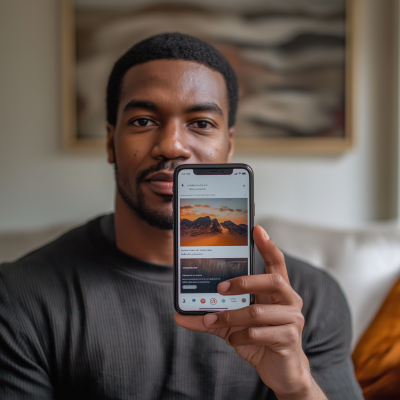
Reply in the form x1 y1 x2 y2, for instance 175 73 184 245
0 0 115 231
0 0 398 231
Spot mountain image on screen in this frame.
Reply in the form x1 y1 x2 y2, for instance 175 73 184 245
180 216 248 246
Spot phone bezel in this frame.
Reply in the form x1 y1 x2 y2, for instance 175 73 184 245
173 163 255 315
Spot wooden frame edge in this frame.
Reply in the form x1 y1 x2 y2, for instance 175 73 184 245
60 0 107 152
346 0 357 152
61 0 77 150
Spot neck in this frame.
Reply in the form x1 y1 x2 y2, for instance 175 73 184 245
114 193 174 266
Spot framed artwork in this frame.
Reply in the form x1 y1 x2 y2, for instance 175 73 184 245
61 0 355 153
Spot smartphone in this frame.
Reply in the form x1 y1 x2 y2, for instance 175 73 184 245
174 163 254 314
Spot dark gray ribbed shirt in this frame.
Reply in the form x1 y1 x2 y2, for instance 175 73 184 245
0 215 363 399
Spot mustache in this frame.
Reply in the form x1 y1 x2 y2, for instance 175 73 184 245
136 159 182 185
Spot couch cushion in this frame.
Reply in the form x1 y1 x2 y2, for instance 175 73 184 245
259 217 400 347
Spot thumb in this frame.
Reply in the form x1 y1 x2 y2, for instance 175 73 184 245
253 225 289 284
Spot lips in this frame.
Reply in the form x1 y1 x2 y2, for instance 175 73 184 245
144 171 173 195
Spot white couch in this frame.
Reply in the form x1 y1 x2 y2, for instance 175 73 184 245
260 217 400 348
1 216 400 348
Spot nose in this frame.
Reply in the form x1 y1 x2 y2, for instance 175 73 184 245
150 120 191 161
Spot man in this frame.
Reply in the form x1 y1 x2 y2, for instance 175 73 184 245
0 33 362 399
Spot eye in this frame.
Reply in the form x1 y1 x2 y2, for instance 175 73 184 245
131 118 157 127
191 121 214 129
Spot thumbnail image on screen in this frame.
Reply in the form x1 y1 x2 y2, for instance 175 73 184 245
181 258 248 293
180 198 248 247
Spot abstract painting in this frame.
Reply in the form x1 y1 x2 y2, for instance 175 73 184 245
61 0 354 152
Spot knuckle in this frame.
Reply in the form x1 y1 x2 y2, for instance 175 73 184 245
247 327 259 341
285 325 300 342
296 294 304 309
293 311 305 327
220 311 231 324
270 273 285 288
248 305 263 320
237 275 251 290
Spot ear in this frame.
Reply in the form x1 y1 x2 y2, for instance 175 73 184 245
107 124 115 164
226 126 235 163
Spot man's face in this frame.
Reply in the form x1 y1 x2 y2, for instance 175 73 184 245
107 59 234 230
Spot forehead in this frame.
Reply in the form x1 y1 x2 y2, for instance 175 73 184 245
119 59 229 113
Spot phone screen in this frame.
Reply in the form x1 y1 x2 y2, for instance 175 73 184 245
174 165 253 314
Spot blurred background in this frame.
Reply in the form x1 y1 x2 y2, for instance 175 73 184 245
0 0 399 232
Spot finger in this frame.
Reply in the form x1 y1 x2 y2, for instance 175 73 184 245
228 324 302 348
174 313 209 333
203 304 303 329
253 225 289 283
217 273 297 305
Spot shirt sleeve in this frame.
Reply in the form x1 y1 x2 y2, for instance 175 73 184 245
0 273 53 399
299 266 364 400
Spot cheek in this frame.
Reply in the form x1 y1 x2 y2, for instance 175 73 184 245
190 136 230 163
115 134 152 164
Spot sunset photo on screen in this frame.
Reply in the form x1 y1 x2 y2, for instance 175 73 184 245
180 198 248 246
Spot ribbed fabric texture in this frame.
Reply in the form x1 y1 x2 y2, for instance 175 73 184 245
0 215 363 399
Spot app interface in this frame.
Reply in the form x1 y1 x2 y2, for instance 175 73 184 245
177 168 251 311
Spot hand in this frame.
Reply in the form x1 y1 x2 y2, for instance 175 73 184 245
175 226 327 400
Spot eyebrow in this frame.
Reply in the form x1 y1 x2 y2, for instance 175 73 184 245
122 100 158 113
185 102 223 116
122 99 223 116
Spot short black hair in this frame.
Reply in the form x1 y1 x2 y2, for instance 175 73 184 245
106 32 238 128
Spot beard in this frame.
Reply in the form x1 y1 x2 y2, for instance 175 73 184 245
114 158 180 230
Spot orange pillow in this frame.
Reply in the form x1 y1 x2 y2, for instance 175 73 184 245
352 276 400 400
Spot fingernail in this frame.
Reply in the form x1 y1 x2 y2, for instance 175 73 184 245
218 281 230 293
261 227 270 240
204 314 218 326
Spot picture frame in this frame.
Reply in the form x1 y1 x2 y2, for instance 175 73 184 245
61 0 356 154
